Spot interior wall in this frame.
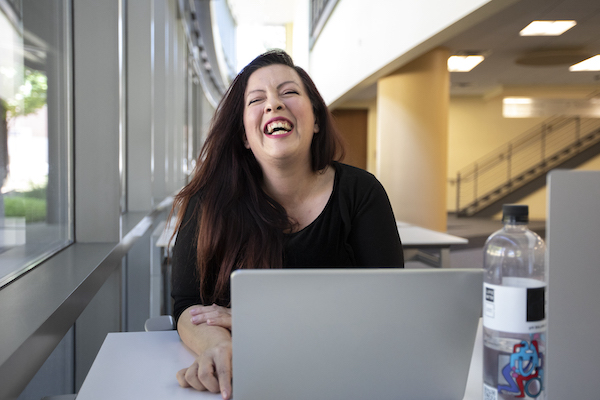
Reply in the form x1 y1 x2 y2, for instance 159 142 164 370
334 99 378 174
331 109 368 170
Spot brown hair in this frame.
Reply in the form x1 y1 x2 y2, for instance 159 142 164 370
171 50 344 304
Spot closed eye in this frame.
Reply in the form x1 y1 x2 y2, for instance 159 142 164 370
248 97 263 105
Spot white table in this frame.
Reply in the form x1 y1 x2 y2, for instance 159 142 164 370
76 330 219 400
76 320 483 400
397 221 468 268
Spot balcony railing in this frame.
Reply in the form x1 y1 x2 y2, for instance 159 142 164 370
309 0 339 48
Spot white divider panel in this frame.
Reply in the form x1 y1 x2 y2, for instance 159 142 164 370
546 170 600 400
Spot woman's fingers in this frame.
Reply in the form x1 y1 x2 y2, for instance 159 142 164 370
189 304 232 329
175 368 190 388
196 357 220 393
177 363 207 392
214 345 233 399
199 343 233 398
206 314 232 329
176 344 232 399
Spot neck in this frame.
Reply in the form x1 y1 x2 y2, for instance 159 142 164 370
262 161 320 207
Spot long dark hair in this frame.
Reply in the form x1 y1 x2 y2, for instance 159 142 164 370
171 50 344 305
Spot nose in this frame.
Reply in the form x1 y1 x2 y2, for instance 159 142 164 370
265 95 284 112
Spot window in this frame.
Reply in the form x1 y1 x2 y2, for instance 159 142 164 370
309 0 339 48
0 0 72 287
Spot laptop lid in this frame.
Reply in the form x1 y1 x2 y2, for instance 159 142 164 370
231 268 483 400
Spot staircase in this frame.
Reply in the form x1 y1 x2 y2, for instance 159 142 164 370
456 116 600 217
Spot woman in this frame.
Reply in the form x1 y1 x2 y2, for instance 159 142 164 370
170 50 403 399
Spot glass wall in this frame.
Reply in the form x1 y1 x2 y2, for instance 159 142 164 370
0 0 72 287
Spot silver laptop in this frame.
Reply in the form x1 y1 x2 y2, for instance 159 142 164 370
231 268 483 400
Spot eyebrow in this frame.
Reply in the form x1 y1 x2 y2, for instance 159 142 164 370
246 80 300 97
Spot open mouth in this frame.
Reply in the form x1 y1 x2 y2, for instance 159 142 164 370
264 119 293 135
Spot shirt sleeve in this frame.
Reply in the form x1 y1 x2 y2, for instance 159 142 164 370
346 171 404 267
170 194 203 324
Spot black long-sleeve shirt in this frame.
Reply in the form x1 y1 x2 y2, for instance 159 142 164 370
171 162 404 322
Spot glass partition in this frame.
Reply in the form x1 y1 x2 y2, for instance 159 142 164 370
0 0 72 287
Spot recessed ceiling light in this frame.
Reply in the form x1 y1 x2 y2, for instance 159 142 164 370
569 55 600 71
503 97 533 105
447 55 485 72
520 20 577 36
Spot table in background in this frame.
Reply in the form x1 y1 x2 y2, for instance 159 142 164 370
397 221 468 268
154 219 468 273
76 320 484 400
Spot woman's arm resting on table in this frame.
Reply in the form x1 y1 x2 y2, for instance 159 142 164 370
176 305 232 400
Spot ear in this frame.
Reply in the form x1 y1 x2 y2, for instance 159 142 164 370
243 133 250 149
313 122 320 134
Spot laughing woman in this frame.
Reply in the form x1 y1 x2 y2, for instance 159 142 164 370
170 50 403 399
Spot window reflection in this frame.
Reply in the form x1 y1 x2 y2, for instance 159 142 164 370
0 0 72 287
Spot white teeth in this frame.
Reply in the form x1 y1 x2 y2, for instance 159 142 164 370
266 120 292 134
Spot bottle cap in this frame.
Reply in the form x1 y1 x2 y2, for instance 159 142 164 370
502 204 529 223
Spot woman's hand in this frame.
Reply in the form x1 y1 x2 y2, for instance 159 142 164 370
176 330 232 399
176 306 233 399
189 304 232 330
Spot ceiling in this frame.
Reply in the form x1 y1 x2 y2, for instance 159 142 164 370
228 0 600 99
443 0 600 97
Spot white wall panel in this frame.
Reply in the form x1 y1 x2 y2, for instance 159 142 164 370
309 0 518 107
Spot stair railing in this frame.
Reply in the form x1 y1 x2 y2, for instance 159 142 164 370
456 116 600 216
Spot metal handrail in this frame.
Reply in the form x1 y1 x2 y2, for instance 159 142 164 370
456 116 600 216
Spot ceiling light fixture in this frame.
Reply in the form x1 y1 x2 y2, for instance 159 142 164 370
569 55 600 71
520 20 577 36
504 97 533 105
447 55 485 72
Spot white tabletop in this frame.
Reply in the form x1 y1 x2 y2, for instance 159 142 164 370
76 320 483 400
397 221 468 247
77 330 220 399
156 220 468 249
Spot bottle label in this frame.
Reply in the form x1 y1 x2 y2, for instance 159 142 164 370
487 338 546 399
483 279 546 333
483 383 498 400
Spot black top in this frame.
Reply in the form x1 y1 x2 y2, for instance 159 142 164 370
171 162 404 322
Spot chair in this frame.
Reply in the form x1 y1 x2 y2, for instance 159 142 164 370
144 315 175 331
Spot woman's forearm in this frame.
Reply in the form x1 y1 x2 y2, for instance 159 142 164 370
177 305 231 354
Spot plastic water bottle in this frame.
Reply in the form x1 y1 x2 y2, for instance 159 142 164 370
482 204 546 400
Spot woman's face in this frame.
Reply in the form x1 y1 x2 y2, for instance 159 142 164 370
243 64 319 170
